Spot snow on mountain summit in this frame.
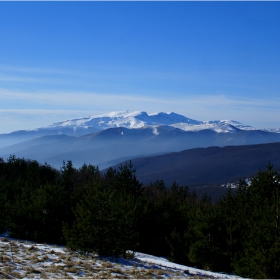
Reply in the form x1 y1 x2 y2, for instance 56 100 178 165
49 110 202 130
171 119 256 133
46 110 264 134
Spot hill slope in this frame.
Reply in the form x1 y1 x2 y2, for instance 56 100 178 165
0 237 239 279
110 142 280 193
1 128 280 170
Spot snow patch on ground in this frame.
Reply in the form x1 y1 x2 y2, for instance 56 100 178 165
135 252 243 279
0 236 246 279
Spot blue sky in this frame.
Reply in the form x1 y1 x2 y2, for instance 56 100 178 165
0 1 280 133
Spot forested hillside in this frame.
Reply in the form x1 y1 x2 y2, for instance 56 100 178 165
111 142 280 188
1 156 280 278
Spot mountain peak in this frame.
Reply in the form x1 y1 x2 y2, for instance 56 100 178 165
46 110 261 135
48 110 202 130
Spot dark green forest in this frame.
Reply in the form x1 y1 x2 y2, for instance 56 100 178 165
1 155 280 278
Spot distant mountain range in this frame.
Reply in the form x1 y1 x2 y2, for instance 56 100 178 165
1 110 279 148
0 111 280 189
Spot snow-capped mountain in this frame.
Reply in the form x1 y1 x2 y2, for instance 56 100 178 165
1 110 280 172
48 110 203 131
171 120 255 133
1 110 274 139
45 110 262 135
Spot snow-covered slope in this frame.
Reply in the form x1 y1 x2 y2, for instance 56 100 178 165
0 236 243 279
47 110 262 134
1 110 276 138
171 120 255 133
48 110 202 130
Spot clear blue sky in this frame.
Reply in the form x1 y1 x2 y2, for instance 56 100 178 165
1 1 280 133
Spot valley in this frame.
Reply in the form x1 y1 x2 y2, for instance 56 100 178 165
0 111 280 198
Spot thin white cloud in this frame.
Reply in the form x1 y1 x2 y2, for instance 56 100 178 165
0 64 94 77
1 88 280 132
0 88 175 109
0 75 62 84
1 64 279 100
183 94 280 109
1 88 280 111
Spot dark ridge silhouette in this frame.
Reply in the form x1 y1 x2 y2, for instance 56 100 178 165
109 142 280 199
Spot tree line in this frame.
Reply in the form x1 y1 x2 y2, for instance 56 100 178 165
0 155 280 278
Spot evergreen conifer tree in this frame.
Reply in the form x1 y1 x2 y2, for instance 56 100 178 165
233 163 280 278
64 178 139 257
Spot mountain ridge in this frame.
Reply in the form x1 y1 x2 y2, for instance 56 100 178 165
1 111 280 179
108 142 280 199
1 125 280 170
1 110 277 149
49 110 202 128
2 110 277 137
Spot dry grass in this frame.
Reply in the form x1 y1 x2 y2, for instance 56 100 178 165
111 267 124 274
3 266 12 273
143 269 155 277
0 244 9 250
28 245 36 250
40 272 50 279
2 255 12 262
38 255 49 262
65 260 75 267
54 251 64 259
193 275 208 279
83 262 96 272
65 266 80 273
30 253 40 263
47 264 61 274
0 237 226 279
1 238 9 242
29 267 42 274
63 255 72 262
102 261 114 268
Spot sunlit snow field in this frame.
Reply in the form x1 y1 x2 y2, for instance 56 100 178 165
0 236 244 279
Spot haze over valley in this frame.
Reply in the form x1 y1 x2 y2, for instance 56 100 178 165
1 111 280 196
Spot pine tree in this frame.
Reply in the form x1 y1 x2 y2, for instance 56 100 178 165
0 158 7 232
63 178 139 257
186 195 229 271
105 161 142 198
233 163 280 278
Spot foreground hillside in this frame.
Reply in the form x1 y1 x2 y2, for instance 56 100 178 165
0 237 237 279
